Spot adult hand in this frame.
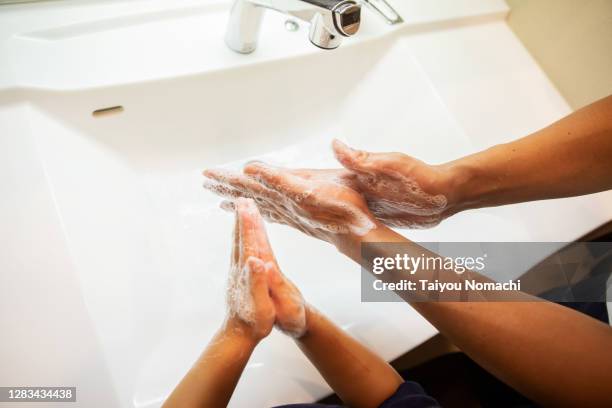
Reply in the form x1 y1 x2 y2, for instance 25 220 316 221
203 163 378 245
332 139 460 228
225 198 276 342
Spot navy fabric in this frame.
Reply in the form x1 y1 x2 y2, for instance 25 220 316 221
273 381 440 408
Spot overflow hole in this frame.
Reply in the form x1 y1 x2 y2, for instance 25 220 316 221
92 105 124 117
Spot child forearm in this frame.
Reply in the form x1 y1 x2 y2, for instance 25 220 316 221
163 322 258 408
295 306 403 408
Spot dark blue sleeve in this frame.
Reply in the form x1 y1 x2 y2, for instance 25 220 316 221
379 381 440 408
273 381 440 408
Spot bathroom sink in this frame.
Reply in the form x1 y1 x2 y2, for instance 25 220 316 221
1 1 611 407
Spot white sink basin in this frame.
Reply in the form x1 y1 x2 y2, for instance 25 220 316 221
1 1 611 407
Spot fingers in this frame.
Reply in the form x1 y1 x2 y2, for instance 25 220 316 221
231 203 240 266
243 200 277 265
222 199 281 225
266 262 300 301
220 200 235 212
332 139 405 175
252 215 276 265
243 162 282 185
265 262 307 338
234 197 282 266
266 261 285 289
211 167 282 265
266 262 290 306
246 256 273 312
332 139 369 170
203 169 248 199
235 197 263 264
203 168 280 201
244 162 310 203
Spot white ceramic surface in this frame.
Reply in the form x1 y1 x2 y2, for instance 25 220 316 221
1 1 611 407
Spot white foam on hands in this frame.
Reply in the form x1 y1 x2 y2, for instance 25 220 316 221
227 259 260 324
332 139 448 229
249 162 376 237
265 261 308 339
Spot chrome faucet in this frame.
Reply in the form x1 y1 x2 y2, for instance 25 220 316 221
360 0 402 25
225 0 362 53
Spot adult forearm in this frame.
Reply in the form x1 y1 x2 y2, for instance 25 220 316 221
446 95 612 212
412 301 612 407
334 227 612 407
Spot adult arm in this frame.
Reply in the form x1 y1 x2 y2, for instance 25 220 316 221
341 224 612 408
332 95 612 228
451 94 612 208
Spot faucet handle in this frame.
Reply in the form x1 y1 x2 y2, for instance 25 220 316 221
333 1 361 36
360 0 403 25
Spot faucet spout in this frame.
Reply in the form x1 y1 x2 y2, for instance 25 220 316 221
225 0 361 54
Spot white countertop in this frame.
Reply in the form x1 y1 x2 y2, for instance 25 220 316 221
1 1 610 407
0 0 509 90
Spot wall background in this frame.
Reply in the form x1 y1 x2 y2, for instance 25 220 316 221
506 0 612 110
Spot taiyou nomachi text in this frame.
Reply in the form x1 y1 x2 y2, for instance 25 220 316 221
372 279 522 293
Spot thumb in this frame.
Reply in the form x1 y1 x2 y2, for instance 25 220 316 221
265 262 295 307
332 139 383 174
332 139 413 175
246 257 272 308
265 261 285 293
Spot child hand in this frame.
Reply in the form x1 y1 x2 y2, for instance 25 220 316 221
224 197 308 340
225 198 275 342
267 263 307 338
